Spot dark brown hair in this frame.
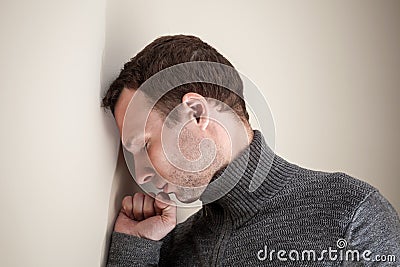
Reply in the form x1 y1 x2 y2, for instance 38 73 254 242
101 34 249 121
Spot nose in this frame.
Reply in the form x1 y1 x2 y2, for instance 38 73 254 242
133 152 155 184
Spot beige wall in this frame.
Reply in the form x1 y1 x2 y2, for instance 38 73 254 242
0 0 112 266
0 1 399 266
103 0 400 217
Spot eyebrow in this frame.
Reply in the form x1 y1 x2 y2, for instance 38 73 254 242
123 133 146 153
124 135 142 147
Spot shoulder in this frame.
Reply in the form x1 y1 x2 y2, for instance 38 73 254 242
264 168 381 228
343 188 400 262
287 167 377 201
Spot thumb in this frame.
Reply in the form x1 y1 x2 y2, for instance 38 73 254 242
154 192 177 222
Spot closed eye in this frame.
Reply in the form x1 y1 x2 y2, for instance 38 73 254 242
143 140 150 151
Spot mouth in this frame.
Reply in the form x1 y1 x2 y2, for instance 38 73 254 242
155 183 170 193
162 184 170 193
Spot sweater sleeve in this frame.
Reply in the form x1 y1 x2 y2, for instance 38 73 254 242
343 190 400 266
106 231 163 267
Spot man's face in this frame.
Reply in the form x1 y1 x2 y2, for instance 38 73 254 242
114 88 226 203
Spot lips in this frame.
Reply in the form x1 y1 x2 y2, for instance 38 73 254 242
162 184 169 193
155 184 165 190
155 183 168 192
160 184 172 194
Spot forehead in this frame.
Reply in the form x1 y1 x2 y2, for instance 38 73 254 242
117 89 161 147
114 88 136 133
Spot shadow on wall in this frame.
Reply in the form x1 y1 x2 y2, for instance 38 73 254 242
100 144 142 267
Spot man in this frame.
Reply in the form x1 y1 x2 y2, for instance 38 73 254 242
102 35 400 266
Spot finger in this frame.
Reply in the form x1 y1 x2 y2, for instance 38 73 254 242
154 192 168 215
154 192 173 209
143 194 156 219
121 195 134 220
132 192 145 221
114 210 138 234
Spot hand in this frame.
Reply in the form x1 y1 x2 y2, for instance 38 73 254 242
114 192 177 241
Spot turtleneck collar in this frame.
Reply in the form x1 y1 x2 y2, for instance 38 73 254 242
199 130 301 229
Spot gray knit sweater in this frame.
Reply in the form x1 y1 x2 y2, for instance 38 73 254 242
107 130 400 266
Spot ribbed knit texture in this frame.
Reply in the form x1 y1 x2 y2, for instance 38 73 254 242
107 130 400 266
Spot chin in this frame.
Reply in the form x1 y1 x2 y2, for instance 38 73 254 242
174 192 200 203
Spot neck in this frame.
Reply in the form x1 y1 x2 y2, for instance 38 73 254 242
219 118 254 165
200 130 301 228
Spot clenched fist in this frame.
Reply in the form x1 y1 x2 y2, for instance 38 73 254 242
114 192 177 241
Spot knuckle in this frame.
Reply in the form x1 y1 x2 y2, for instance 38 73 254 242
122 195 132 203
134 192 144 198
121 197 132 211
133 192 144 203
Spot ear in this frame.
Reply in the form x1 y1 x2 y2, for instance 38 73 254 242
182 92 209 131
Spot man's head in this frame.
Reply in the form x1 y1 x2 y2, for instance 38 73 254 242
102 35 252 203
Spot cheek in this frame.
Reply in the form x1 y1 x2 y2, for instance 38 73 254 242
147 144 174 178
178 129 202 161
148 145 194 187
